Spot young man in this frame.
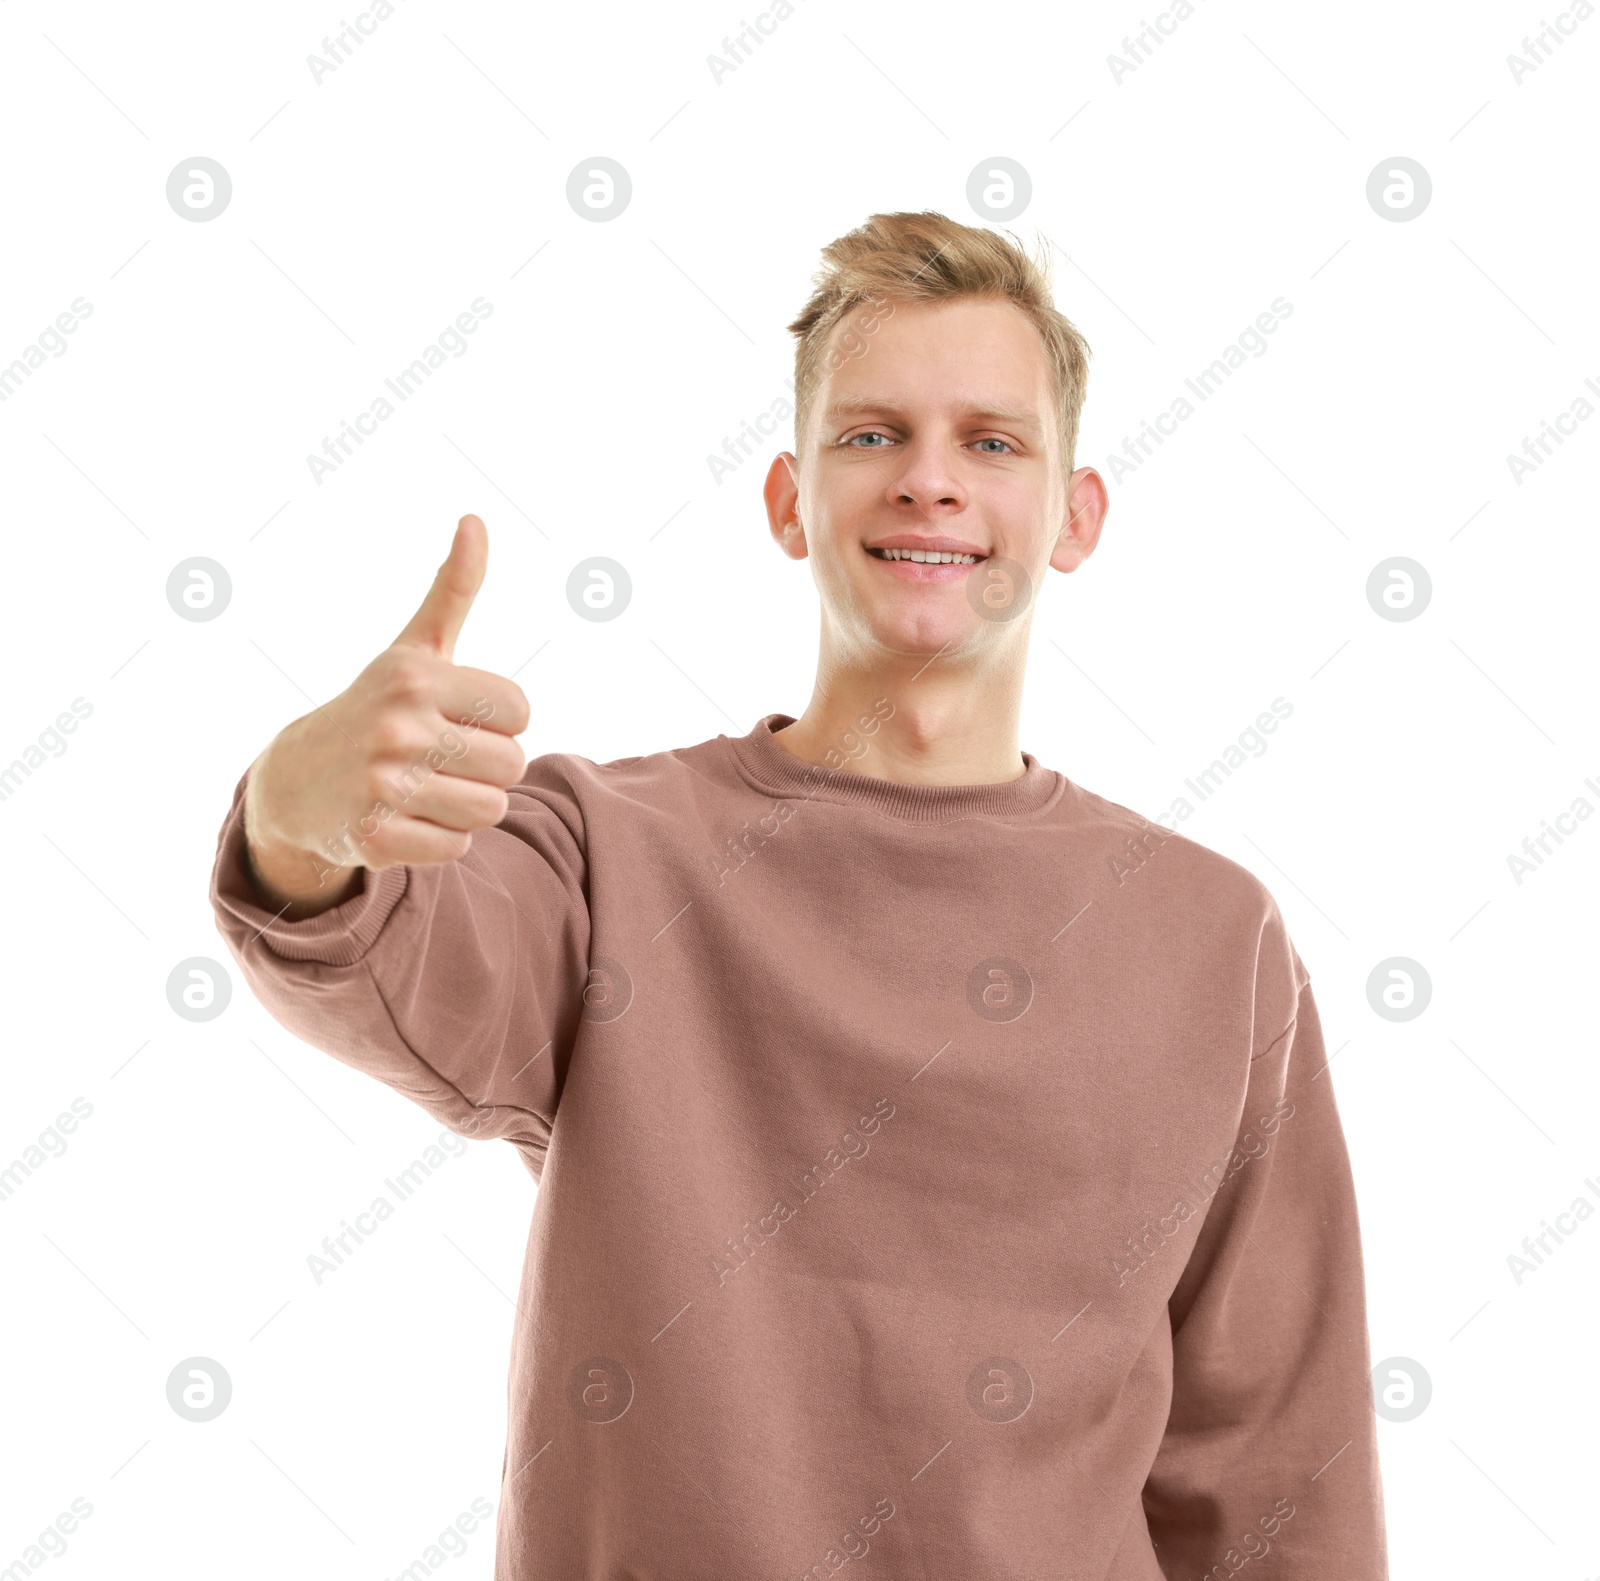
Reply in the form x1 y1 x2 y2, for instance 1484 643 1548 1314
210 211 1388 1577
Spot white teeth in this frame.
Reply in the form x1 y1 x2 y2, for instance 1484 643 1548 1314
875 547 980 564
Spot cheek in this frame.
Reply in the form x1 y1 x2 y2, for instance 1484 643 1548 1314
985 497 1052 572
797 490 869 578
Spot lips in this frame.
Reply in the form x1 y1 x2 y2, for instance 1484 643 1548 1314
865 534 988 560
864 542 985 582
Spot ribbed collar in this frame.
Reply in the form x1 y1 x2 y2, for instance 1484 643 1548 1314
723 713 1064 823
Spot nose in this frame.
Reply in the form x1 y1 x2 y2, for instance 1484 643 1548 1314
883 435 968 519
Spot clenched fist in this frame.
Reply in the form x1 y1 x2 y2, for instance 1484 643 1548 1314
243 514 532 917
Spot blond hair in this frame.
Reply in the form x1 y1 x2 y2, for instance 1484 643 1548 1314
785 210 1092 472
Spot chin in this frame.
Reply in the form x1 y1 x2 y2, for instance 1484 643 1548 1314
863 604 979 657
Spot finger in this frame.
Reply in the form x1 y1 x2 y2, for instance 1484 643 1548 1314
360 812 477 869
375 717 526 791
393 514 488 662
435 664 531 738
421 719 527 789
380 770 510 833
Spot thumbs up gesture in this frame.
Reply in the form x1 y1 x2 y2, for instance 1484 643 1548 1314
243 515 532 914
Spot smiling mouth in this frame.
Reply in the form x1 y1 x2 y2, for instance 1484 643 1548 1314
866 547 986 566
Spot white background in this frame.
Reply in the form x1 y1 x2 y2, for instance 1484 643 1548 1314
1 0 1596 1576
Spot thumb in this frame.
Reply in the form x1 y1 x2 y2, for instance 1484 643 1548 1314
394 515 487 661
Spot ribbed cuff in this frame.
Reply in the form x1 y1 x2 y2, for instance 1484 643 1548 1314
209 767 410 967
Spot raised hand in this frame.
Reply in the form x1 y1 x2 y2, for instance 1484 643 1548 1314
243 514 532 914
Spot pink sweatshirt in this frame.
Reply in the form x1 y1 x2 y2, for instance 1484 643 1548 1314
209 711 1388 1579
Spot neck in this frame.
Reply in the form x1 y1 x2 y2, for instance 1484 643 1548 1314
773 642 1028 787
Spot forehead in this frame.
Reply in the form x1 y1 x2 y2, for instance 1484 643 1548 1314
817 296 1052 421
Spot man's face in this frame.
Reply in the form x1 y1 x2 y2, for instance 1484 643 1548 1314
765 296 1104 661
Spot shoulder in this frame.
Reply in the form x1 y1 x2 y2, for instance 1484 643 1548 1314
508 728 734 814
1066 781 1270 904
1069 781 1311 1055
1062 779 1311 1006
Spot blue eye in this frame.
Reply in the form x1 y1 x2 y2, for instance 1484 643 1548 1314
974 438 1013 454
847 433 892 447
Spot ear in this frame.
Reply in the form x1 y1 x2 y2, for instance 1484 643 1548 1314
765 452 808 561
1049 466 1108 574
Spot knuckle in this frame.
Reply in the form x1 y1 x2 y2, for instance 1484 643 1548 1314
454 785 504 832
368 712 421 758
360 764 399 806
380 655 433 703
357 824 396 863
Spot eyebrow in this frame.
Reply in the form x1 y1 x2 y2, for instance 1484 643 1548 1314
821 395 1042 431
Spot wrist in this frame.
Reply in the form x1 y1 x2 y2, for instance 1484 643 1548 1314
243 746 363 915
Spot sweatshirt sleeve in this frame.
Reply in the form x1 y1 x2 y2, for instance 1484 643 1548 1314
1142 963 1389 1577
207 757 591 1177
